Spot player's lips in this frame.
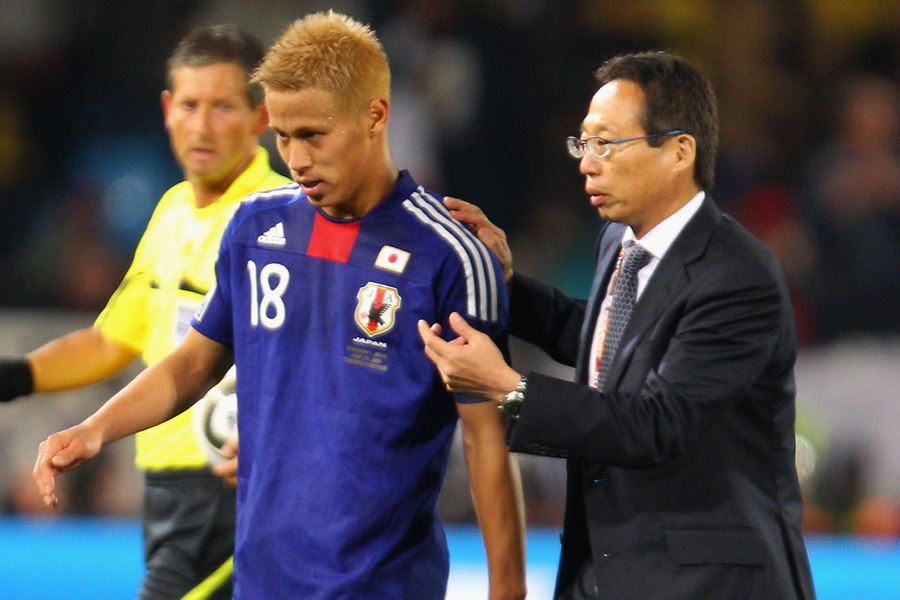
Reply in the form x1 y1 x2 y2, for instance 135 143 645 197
299 180 324 196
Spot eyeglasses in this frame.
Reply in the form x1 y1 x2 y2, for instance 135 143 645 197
565 130 685 160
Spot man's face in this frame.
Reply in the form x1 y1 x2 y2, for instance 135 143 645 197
266 87 379 219
162 63 264 193
578 79 682 238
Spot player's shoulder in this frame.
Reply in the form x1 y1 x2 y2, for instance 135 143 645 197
223 183 302 239
234 182 300 218
393 180 487 261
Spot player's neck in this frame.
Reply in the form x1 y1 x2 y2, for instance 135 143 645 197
191 185 225 209
323 160 399 220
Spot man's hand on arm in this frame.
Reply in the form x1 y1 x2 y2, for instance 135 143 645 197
417 313 522 402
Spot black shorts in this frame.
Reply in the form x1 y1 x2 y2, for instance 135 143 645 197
140 469 236 600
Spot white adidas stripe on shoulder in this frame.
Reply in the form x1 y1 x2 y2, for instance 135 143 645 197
240 183 298 204
402 188 500 322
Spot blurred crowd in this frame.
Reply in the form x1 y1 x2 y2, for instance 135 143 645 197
1 0 898 536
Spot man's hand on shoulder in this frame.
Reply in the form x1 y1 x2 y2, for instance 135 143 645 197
444 197 514 283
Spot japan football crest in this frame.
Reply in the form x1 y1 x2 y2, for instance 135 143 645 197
355 282 401 337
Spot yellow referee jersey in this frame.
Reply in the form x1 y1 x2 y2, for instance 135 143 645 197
95 147 289 470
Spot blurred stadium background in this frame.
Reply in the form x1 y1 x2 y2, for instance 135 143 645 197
1 0 898 597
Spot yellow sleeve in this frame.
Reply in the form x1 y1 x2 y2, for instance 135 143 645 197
93 188 177 355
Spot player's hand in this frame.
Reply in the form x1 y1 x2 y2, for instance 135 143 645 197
33 424 103 508
213 437 238 488
417 312 521 401
443 197 514 283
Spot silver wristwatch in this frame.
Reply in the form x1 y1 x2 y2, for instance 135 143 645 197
498 376 527 420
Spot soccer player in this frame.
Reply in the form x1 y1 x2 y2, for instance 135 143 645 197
3 25 289 599
34 11 527 600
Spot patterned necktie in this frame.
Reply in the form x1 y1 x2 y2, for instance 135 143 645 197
594 242 652 389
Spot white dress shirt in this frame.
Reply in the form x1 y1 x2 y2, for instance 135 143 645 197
588 191 706 387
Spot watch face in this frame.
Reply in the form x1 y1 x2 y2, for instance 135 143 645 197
499 377 526 419
500 396 522 418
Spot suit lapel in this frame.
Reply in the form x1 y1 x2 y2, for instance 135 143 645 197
604 197 723 389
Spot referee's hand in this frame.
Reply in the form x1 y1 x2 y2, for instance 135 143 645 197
33 424 103 508
212 438 238 488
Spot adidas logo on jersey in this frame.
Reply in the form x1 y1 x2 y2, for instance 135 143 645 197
257 222 286 247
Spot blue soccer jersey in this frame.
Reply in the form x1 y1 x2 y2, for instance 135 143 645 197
192 171 509 599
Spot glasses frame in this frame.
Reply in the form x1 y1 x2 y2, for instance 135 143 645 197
566 130 685 160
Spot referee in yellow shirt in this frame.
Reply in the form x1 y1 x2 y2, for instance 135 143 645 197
0 25 288 599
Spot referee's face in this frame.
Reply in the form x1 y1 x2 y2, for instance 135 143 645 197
163 62 267 200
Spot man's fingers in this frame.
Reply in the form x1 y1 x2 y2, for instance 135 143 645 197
417 320 444 349
447 312 478 339
213 456 239 488
219 437 238 458
443 196 476 213
443 197 486 228
33 438 62 508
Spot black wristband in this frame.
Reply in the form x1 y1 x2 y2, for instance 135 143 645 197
0 358 34 402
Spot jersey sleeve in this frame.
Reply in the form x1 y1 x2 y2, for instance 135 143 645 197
93 201 169 353
436 231 511 405
93 268 152 354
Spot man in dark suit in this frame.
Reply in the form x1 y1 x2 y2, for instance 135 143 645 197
418 51 816 600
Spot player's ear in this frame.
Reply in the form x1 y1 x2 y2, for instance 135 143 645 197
367 98 389 137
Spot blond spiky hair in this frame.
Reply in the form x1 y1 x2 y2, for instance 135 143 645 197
253 11 390 113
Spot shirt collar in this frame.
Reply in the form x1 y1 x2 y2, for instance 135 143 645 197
623 190 705 259
222 146 275 203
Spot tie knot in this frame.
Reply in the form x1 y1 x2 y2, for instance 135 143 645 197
622 243 651 275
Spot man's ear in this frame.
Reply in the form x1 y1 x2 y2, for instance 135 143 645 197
675 132 696 163
161 90 173 127
367 98 390 136
673 132 697 176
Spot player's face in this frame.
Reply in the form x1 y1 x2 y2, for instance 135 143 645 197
162 63 266 200
266 87 386 219
578 79 684 238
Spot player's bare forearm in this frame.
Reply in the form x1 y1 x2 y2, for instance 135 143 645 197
26 326 140 393
33 329 231 508
91 329 231 442
458 401 527 600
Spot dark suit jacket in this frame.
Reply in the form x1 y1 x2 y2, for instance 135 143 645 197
507 197 816 599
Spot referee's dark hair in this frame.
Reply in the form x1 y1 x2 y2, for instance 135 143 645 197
167 24 267 108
